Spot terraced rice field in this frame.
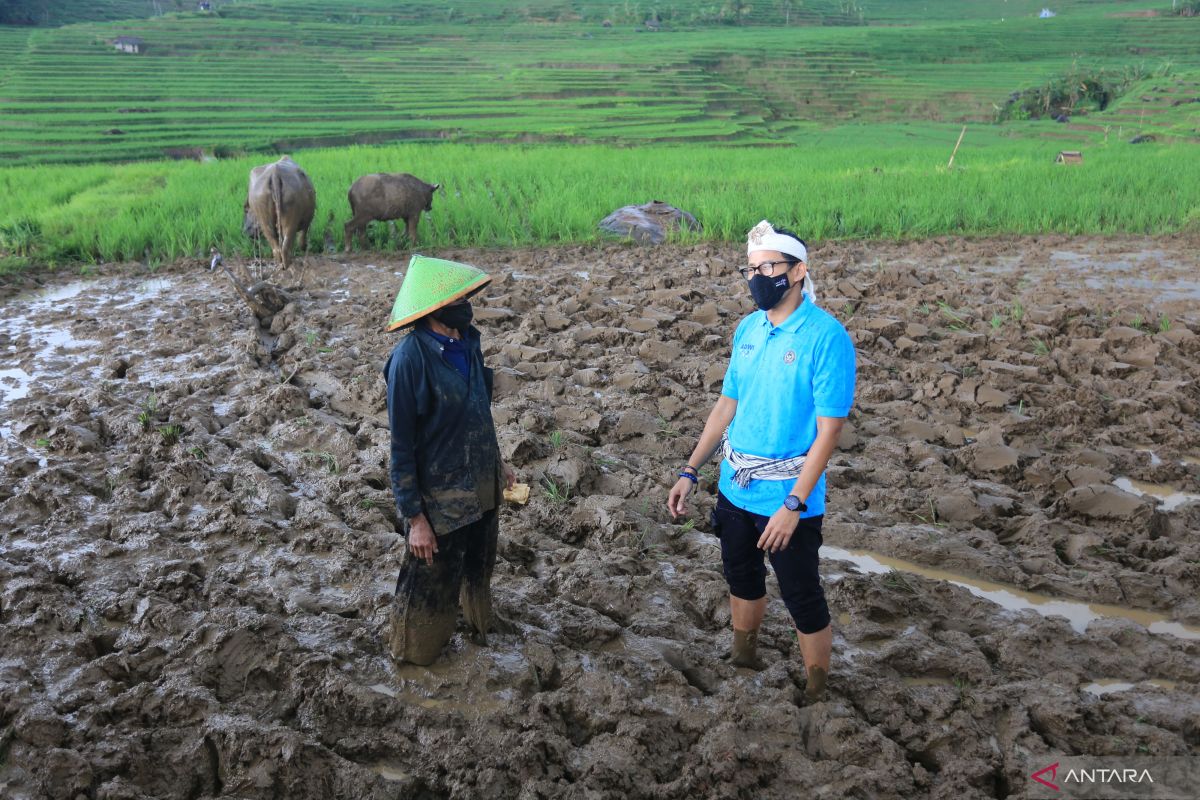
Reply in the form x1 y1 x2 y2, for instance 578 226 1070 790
0 0 1196 165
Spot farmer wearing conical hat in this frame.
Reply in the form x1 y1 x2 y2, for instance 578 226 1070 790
667 221 856 704
383 254 515 665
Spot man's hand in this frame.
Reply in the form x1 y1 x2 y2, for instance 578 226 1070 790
667 477 694 519
757 506 800 553
407 514 438 566
502 461 516 490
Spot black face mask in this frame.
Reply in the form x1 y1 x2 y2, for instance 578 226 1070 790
433 301 473 333
749 273 790 311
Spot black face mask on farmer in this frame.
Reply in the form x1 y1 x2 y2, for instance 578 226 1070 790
749 273 790 311
434 302 473 332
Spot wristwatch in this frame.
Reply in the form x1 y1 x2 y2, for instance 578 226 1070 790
784 495 807 512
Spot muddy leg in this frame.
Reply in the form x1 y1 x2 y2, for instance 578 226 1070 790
459 510 498 644
730 595 767 669
262 224 283 269
406 215 419 247
278 230 294 272
389 530 467 666
798 624 832 703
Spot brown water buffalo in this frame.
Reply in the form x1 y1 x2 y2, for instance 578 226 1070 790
344 173 439 251
244 156 316 270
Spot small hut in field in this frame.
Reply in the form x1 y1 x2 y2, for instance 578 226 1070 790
1055 150 1083 164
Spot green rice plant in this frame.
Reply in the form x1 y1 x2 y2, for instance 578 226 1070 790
188 445 207 461
304 450 340 474
542 477 572 505
137 393 158 430
1131 314 1144 331
656 417 681 439
0 218 42 257
990 313 1004 330
881 569 916 594
1010 300 1025 323
1158 314 1171 333
157 424 181 446
35 437 51 448
1031 338 1050 356
548 430 565 450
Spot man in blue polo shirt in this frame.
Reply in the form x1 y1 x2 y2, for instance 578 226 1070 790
667 220 856 704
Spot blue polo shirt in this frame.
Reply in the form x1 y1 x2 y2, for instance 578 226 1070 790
718 299 856 518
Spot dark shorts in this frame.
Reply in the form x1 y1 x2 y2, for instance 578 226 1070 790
710 490 830 634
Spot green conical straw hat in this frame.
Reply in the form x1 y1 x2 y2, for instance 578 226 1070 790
386 254 492 331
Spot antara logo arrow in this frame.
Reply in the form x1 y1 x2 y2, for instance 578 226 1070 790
1031 762 1060 791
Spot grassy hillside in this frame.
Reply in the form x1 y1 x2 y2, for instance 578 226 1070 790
0 0 1195 166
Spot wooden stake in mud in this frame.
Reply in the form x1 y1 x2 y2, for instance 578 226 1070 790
947 126 967 169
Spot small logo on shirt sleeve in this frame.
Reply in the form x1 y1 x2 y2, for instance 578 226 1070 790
740 343 756 357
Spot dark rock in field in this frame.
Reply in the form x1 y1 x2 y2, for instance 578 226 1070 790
1054 114 1069 123
103 128 125 136
1129 134 1156 144
598 200 701 245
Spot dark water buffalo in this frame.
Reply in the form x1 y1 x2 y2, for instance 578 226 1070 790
244 156 316 270
344 173 439 251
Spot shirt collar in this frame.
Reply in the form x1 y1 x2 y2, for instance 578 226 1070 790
425 329 462 347
757 297 815 334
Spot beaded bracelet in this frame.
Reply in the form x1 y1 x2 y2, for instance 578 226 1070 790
678 471 698 484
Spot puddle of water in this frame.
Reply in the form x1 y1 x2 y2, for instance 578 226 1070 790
1048 250 1200 302
12 281 89 305
1081 679 1178 696
821 545 1200 641
0 367 32 402
574 270 591 280
1113 477 1200 512
113 278 173 310
1183 456 1200 467
368 683 398 699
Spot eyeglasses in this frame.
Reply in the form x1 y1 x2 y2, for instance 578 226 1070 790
739 260 797 280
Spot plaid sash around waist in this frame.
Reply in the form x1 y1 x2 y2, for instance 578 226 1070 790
721 433 808 488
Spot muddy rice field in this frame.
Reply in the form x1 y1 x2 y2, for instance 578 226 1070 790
1 235 1199 799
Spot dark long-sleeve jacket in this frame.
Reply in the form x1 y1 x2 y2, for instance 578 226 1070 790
383 325 499 536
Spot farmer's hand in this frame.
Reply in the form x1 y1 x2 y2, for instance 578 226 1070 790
667 477 694 520
757 507 800 553
502 461 516 490
408 514 438 566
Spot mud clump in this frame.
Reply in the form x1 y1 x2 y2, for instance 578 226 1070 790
1 236 1199 799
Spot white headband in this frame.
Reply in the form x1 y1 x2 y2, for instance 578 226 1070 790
747 219 807 262
746 220 816 304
